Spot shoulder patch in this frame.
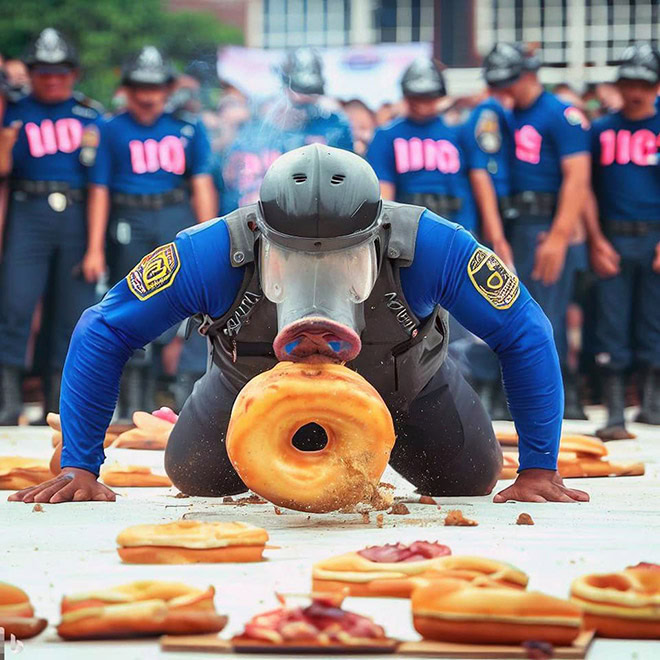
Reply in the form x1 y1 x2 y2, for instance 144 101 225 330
467 247 519 310
563 106 590 130
127 243 181 301
475 108 502 153
79 124 100 167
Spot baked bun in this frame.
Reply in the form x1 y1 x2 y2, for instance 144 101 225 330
0 582 47 639
57 581 226 639
100 464 172 487
107 411 174 450
0 457 53 490
412 579 582 645
570 563 660 638
313 547 527 598
117 520 268 564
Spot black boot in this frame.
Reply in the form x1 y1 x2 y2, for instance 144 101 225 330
636 367 660 425
0 365 23 425
596 370 634 440
562 368 588 420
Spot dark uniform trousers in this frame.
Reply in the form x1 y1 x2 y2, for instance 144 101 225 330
164 355 504 498
509 217 581 365
594 227 660 369
0 194 97 368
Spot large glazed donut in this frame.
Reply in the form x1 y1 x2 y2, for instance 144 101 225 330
226 361 396 512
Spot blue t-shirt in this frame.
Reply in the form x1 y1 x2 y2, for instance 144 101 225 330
591 110 660 223
216 106 353 214
3 93 103 187
511 91 591 194
59 211 562 477
463 98 514 198
366 116 478 232
89 111 212 194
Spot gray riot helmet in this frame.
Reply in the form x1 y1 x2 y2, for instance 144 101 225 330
483 42 541 88
121 46 175 87
257 145 383 362
617 43 660 85
25 28 78 72
401 58 446 98
281 47 325 95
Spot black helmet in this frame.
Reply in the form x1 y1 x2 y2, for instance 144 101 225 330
121 46 175 86
401 58 446 98
281 47 325 95
617 43 660 85
258 145 382 251
24 28 78 70
482 42 541 88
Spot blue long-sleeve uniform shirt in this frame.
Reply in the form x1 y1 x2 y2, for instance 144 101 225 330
60 210 562 476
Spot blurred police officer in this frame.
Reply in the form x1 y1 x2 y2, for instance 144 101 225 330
87 46 215 418
587 43 660 437
0 28 103 424
366 58 477 233
178 47 354 407
483 43 591 419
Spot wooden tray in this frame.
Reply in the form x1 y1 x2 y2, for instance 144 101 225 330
398 629 595 659
161 634 398 654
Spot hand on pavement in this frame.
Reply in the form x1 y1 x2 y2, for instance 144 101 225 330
494 468 590 503
8 467 116 504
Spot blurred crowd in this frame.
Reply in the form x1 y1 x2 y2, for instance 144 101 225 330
0 29 658 438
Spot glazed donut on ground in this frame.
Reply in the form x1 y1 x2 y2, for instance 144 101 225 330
226 361 396 512
313 546 527 598
411 579 582 645
116 520 269 564
100 464 172 487
570 562 660 638
0 582 48 639
57 581 226 639
0 457 54 490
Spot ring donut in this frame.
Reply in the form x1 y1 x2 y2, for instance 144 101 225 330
226 361 396 512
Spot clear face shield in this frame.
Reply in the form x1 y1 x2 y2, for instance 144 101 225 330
260 237 379 362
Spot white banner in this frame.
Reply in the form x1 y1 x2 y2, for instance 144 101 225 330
217 43 433 110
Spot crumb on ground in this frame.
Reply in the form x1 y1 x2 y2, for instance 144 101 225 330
32 503 44 512
516 512 535 525
419 495 436 505
389 503 410 515
376 514 384 528
444 509 478 526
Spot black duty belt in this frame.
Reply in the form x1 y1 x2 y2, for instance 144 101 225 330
399 193 462 217
112 188 187 210
11 179 84 203
605 219 660 237
498 195 519 221
510 191 557 219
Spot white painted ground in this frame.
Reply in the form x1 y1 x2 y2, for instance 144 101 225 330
2 407 659 659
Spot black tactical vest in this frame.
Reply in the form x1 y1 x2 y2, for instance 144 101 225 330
193 201 449 411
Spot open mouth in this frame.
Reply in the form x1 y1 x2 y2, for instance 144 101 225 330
273 317 361 363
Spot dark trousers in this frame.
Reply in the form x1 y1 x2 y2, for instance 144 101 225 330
594 229 660 369
0 195 97 368
509 217 580 365
164 357 503 498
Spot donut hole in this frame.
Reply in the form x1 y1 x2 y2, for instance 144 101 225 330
291 423 328 452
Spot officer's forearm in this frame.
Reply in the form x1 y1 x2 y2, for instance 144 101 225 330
550 153 591 240
469 170 506 243
0 144 13 177
191 174 218 223
582 189 606 243
87 184 110 253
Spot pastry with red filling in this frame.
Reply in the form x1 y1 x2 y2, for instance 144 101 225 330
233 594 396 650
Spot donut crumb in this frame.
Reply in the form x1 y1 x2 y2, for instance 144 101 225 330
273 506 282 515
222 496 234 503
32 503 44 512
516 512 535 525
376 514 384 528
389 503 410 515
174 492 190 499
361 511 370 524
419 495 436 505
444 509 478 526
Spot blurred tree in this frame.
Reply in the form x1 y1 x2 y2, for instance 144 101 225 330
0 0 242 107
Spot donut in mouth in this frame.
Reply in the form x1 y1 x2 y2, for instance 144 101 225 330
273 317 361 363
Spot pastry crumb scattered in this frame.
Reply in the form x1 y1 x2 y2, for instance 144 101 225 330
516 512 534 525
444 509 478 526
389 503 410 515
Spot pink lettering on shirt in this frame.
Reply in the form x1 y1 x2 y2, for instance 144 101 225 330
393 137 461 174
514 125 542 164
128 136 187 175
600 128 658 166
24 118 83 157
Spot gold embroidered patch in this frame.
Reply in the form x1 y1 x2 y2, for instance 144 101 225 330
467 247 519 310
127 243 180 301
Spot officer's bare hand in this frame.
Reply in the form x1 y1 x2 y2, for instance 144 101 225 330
590 236 620 278
8 467 116 504
532 232 568 285
81 249 106 283
493 468 590 503
654 242 660 274
0 121 23 150
492 237 515 271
